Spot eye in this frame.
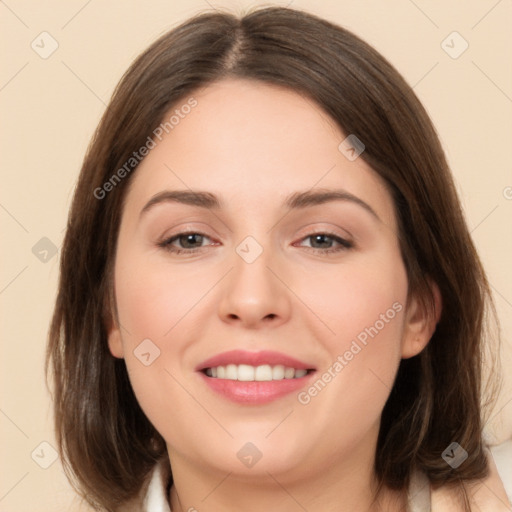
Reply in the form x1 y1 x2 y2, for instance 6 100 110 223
157 231 352 255
296 232 353 254
158 232 215 254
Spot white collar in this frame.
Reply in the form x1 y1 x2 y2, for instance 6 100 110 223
143 458 172 512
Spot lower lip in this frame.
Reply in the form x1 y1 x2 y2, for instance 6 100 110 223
199 372 315 404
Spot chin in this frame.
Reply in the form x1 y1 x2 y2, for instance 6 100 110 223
195 434 316 478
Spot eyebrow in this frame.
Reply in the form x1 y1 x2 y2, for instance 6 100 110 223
139 188 380 221
285 189 379 220
140 190 221 216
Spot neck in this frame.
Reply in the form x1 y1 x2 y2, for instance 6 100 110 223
166 442 407 512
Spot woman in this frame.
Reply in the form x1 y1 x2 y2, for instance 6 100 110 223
46 6 511 511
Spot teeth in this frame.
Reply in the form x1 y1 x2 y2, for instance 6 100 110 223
284 367 295 379
255 364 272 381
272 365 285 380
226 364 237 380
204 364 310 381
238 364 255 381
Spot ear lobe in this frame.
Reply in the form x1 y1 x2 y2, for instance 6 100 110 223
105 305 124 358
401 281 442 359
107 326 124 358
104 285 124 359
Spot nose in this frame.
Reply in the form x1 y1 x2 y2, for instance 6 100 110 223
217 245 292 329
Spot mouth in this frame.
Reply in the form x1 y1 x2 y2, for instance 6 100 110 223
196 350 317 404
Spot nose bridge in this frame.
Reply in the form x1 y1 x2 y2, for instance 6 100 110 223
217 234 291 326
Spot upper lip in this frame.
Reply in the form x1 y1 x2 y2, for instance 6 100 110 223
196 350 316 371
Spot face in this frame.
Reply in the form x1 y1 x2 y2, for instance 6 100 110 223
108 78 433 483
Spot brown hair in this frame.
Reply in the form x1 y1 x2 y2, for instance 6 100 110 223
46 6 499 511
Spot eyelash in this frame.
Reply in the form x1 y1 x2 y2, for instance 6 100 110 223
157 231 353 255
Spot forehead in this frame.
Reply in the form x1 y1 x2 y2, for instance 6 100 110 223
123 78 396 228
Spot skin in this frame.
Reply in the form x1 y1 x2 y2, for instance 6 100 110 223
108 78 440 512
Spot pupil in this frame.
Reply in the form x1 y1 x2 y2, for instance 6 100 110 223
182 234 202 248
312 234 331 248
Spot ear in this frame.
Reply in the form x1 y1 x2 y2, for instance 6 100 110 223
108 324 124 359
103 280 125 359
105 304 124 359
401 281 442 359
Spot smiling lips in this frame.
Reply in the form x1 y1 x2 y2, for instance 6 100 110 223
197 350 316 404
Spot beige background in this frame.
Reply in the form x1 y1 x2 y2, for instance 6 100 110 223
1 0 511 510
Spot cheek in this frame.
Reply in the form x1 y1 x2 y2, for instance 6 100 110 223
112 273 195 443
114 250 220 343
294 255 407 437
112 251 225 433
295 250 407 355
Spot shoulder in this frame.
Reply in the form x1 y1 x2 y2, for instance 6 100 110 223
491 440 512 503
426 443 511 512
462 443 511 511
